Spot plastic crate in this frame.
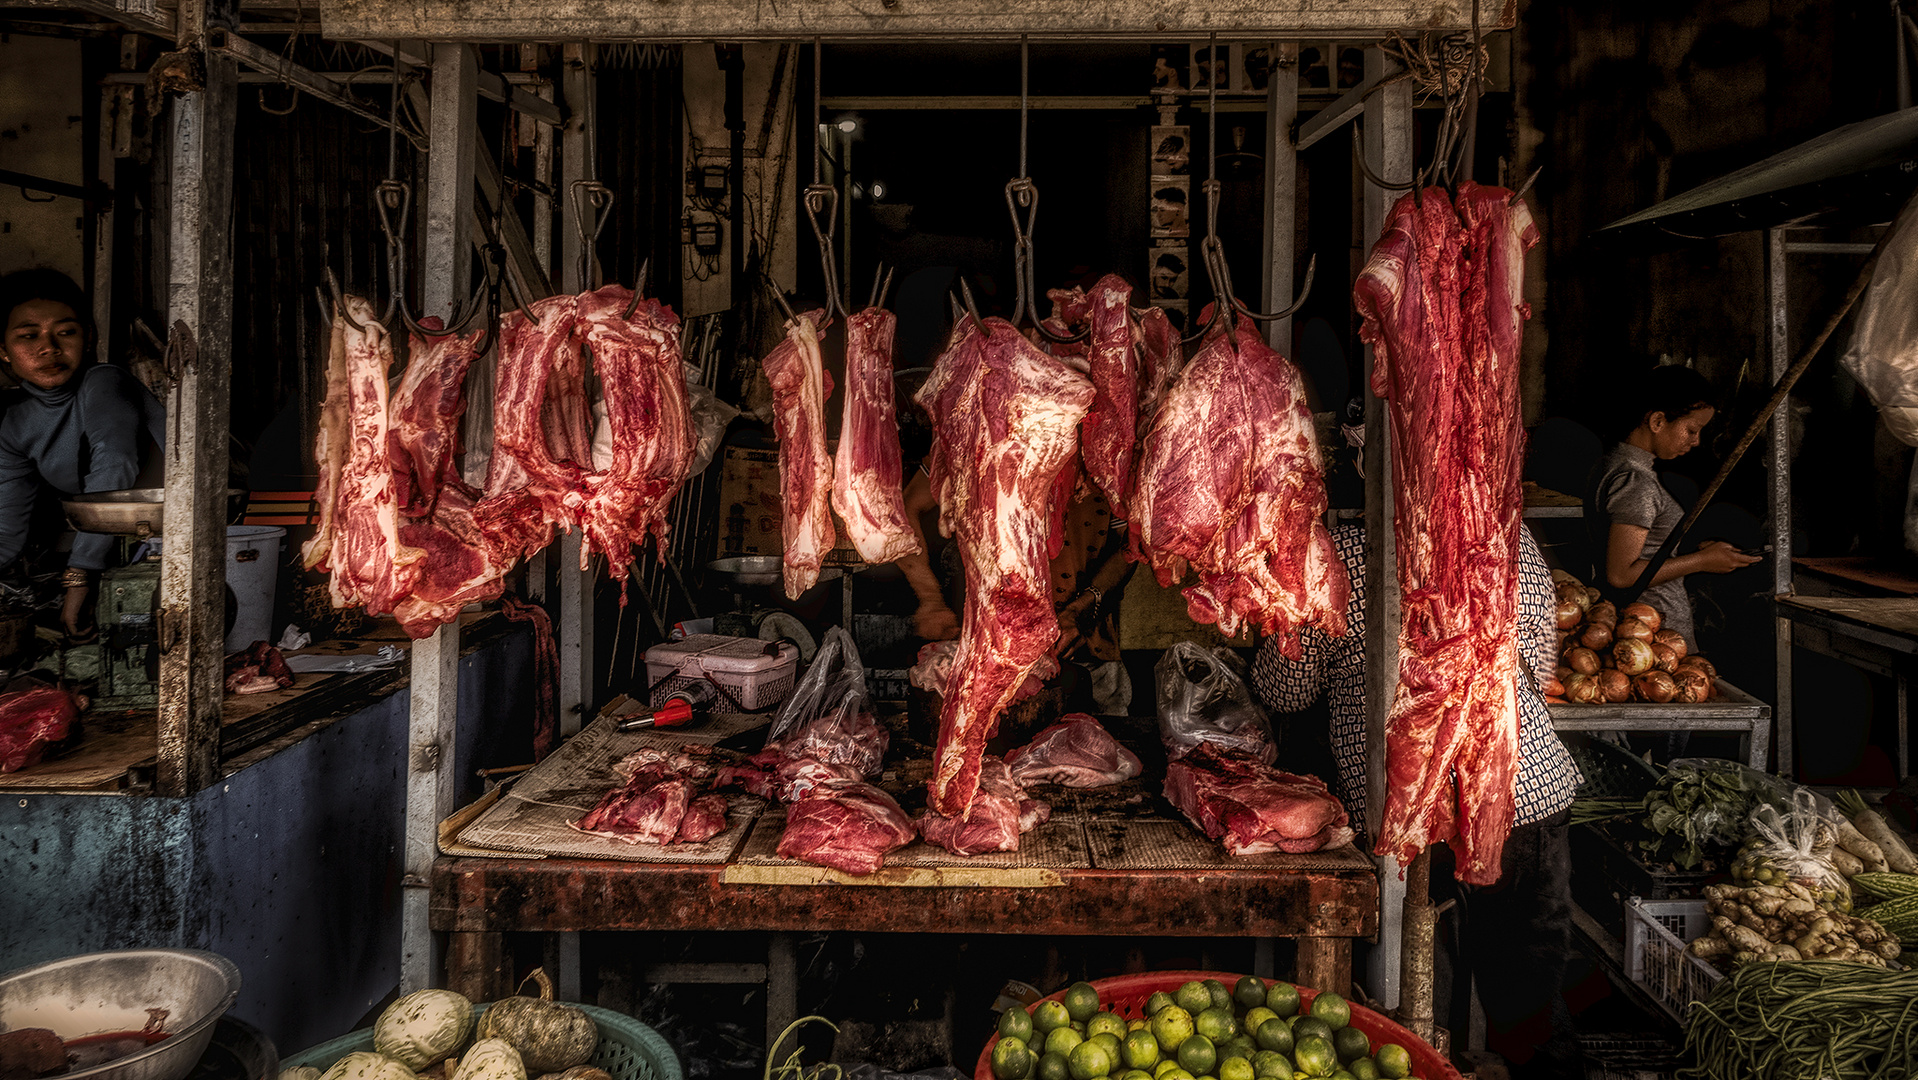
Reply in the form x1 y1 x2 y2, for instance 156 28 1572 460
973 971 1458 1080
281 1003 681 1080
1561 732 1664 800
1624 898 1724 1022
643 635 799 712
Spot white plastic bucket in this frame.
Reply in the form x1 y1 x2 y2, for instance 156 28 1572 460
224 525 285 653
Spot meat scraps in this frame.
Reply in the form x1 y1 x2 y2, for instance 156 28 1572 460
574 747 732 846
1163 742 1355 855
831 306 922 565
1131 311 1349 654
1006 713 1142 788
0 1028 66 1080
760 311 836 598
0 685 80 774
776 778 919 876
916 317 1094 816
223 641 294 695
918 755 1051 856
1354 181 1539 884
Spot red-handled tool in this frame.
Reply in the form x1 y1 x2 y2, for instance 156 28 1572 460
617 697 699 731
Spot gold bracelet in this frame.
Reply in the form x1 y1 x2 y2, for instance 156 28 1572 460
60 568 93 589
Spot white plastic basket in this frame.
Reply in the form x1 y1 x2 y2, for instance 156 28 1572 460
643 634 799 712
1624 897 1724 1021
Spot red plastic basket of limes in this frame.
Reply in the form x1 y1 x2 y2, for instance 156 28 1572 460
973 972 1457 1080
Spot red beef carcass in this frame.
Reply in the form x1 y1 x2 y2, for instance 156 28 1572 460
760 311 836 599
1354 182 1538 884
1078 275 1140 518
1163 743 1354 855
831 306 921 565
915 317 1095 816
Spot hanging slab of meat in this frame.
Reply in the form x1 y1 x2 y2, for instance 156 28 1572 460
1080 275 1140 518
480 292 588 550
1132 311 1348 653
916 317 1094 816
831 306 922 565
760 311 835 598
1006 713 1142 788
1355 181 1538 885
305 298 424 614
392 483 512 637
918 755 1052 856
1134 305 1184 434
388 328 483 516
775 778 918 875
1163 742 1354 855
0 685 81 774
301 313 352 573
575 285 694 571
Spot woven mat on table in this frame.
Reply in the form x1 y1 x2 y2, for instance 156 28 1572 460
1081 816 1372 871
452 713 769 863
718 804 1090 886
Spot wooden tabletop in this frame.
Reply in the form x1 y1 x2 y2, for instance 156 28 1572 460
1776 595 1918 649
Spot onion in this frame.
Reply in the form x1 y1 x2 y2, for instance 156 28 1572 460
1565 647 1601 676
1650 642 1679 673
1556 664 1574 682
1597 669 1633 703
1615 617 1654 643
1584 586 1604 607
1555 600 1585 630
1672 667 1712 703
1651 629 1688 659
1613 638 1656 676
1677 655 1719 681
1588 601 1618 627
1550 569 1579 586
1580 622 1614 650
1623 602 1662 634
1634 670 1678 703
1563 673 1602 704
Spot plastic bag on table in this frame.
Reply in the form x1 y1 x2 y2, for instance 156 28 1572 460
1153 641 1275 763
1738 786 1853 912
763 626 889 775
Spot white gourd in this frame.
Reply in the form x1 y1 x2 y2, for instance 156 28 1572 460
452 1039 528 1080
319 1051 419 1080
375 989 476 1070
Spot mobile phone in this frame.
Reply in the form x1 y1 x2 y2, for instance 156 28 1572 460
1738 545 1772 557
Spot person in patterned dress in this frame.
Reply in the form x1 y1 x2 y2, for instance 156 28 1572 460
1251 521 1585 1080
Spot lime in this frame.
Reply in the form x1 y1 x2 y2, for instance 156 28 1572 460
1251 1052 1289 1079
1151 1064 1182 1080
1330 1072 1355 1080
1156 1070 1192 1080
1045 1027 1085 1059
1121 1072 1154 1080
1233 977 1268 1010
1203 980 1233 1012
1219 1058 1254 1080
1253 1018 1294 1056
1331 1029 1369 1064
1146 992 1177 1017
1065 983 1104 1025
1038 1054 1072 1080
1371 1046 1410 1080
1123 1031 1163 1071
1151 1007 1195 1055
1130 1020 1149 1032
1090 1034 1125 1068
995 1038 1037 1080
1089 1013 1130 1041
1069 1039 1113 1080
1002 1008 1037 1043
1290 1018 1332 1046
1242 1008 1277 1037
1174 982 1213 1016
1036 1001 1073 1034
1292 1036 1337 1079
1263 984 1301 1019
1348 1059 1379 1080
1176 1035 1217 1078
1221 1037 1257 1064
1308 994 1350 1031
1194 1007 1239 1044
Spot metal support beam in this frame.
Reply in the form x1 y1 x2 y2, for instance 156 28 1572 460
1261 42 1299 355
402 41 478 996
12 0 171 35
157 0 238 798
206 26 400 131
1295 65 1393 152
355 38 565 128
1360 42 1412 1013
1766 227 1793 777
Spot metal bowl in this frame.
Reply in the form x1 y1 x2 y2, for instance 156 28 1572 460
0 948 242 1080
707 556 842 589
62 490 247 537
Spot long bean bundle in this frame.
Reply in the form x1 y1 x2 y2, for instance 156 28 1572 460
1679 960 1918 1080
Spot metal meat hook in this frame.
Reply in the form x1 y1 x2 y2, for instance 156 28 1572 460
1180 179 1317 347
570 179 616 291
867 263 896 311
950 277 989 338
375 179 490 338
1003 178 1089 345
804 183 847 320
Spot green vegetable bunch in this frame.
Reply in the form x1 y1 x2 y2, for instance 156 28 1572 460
1679 960 1918 1080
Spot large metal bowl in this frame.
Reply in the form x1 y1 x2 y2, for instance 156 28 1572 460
62 490 246 537
707 555 842 589
0 949 242 1080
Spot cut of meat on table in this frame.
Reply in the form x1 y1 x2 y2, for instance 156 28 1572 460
574 747 730 846
677 794 732 844
1006 713 1142 788
0 685 81 774
775 778 918 875
1354 181 1539 885
831 306 922 565
715 752 864 802
1132 310 1349 653
1079 275 1140 518
388 326 483 516
916 317 1095 816
918 755 1051 856
1163 742 1355 855
760 311 836 598
223 641 294 695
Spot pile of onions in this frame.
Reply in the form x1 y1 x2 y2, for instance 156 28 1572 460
1545 574 1719 705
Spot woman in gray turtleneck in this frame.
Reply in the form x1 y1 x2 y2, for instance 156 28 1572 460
0 268 166 639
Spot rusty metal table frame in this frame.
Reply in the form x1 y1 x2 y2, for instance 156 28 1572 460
432 853 1380 1040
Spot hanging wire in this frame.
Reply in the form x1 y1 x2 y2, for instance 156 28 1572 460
797 36 847 321
996 36 1085 344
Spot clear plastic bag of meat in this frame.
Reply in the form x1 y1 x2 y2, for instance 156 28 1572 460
1153 641 1276 763
763 625 889 775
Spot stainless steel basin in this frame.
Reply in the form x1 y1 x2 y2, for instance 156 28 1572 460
0 949 242 1080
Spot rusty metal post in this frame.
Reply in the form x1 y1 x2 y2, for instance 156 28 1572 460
1395 849 1438 1043
157 0 238 797
1261 41 1298 354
